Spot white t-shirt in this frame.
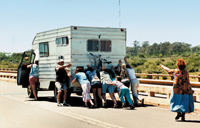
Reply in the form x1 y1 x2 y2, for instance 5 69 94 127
126 68 136 80
113 80 128 92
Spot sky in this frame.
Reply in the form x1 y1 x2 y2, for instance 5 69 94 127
0 0 200 53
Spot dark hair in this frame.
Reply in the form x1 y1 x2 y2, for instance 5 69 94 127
87 67 94 72
76 68 83 73
126 64 131 69
35 60 39 65
115 76 122 82
107 69 116 78
177 59 187 70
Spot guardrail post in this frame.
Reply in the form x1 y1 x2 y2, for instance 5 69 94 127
147 74 152 79
148 91 155 97
167 92 171 99
193 96 196 102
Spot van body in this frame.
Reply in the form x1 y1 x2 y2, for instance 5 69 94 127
17 26 126 99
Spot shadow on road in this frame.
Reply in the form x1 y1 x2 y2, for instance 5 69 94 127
176 120 200 123
27 95 155 109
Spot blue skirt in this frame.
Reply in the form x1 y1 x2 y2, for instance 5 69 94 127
170 91 194 113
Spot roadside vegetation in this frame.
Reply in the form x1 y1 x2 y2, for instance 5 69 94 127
0 41 200 77
0 52 23 68
126 41 200 79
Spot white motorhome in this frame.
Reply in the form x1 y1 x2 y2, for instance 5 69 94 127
17 26 126 100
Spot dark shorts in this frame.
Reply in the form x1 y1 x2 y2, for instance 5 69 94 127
91 81 102 88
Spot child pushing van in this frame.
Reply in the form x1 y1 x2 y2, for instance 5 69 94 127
106 76 135 109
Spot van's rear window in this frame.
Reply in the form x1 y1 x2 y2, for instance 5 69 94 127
87 40 111 52
87 40 99 51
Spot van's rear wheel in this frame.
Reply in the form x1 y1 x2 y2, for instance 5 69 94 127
27 85 36 98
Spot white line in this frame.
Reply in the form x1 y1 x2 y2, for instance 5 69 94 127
2 95 124 128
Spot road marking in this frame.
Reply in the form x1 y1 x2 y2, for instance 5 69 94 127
2 95 124 128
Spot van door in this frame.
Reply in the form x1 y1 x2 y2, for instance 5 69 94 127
17 52 35 88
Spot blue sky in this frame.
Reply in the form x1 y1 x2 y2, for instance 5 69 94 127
0 0 200 53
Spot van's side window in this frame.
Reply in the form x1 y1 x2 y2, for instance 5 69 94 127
56 37 68 45
100 40 111 52
39 43 49 57
87 40 99 51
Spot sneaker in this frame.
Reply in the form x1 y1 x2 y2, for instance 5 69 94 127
102 102 107 108
83 104 88 107
63 102 69 106
130 105 135 109
122 103 128 107
57 103 62 107
90 104 95 109
113 104 118 108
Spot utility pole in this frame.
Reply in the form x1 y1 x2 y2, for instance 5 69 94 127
119 0 121 28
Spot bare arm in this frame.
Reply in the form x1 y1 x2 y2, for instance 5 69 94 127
27 64 33 69
160 64 174 74
105 82 116 86
124 57 132 69
72 78 76 83
58 63 72 70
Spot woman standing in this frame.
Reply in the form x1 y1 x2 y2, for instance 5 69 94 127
27 60 39 100
160 59 194 121
72 68 94 108
86 65 105 107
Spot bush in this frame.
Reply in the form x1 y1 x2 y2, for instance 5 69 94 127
135 66 143 73
187 65 195 72
160 59 165 62
126 54 130 58
155 60 161 66
162 76 168 80
139 54 145 58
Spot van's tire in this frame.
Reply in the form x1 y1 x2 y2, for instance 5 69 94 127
66 88 72 102
76 92 82 96
54 86 58 102
27 85 36 98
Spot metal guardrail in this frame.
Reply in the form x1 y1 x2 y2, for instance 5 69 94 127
0 73 17 79
0 68 17 71
0 68 199 87
135 73 200 82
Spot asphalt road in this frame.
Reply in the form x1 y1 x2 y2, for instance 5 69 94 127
0 81 199 128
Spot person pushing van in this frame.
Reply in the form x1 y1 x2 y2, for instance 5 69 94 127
55 59 72 106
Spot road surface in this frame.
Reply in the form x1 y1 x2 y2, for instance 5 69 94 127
0 81 199 128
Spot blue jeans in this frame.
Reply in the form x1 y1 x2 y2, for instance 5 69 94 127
130 79 142 105
119 88 133 105
102 83 116 93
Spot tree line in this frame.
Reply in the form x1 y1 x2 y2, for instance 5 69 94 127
0 41 200 74
126 41 200 74
126 41 200 58
0 52 23 68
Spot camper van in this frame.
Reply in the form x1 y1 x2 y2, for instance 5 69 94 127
17 26 126 100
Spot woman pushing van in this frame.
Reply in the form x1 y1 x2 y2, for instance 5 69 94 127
72 68 95 108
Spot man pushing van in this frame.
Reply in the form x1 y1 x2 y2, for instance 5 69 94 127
55 59 72 106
